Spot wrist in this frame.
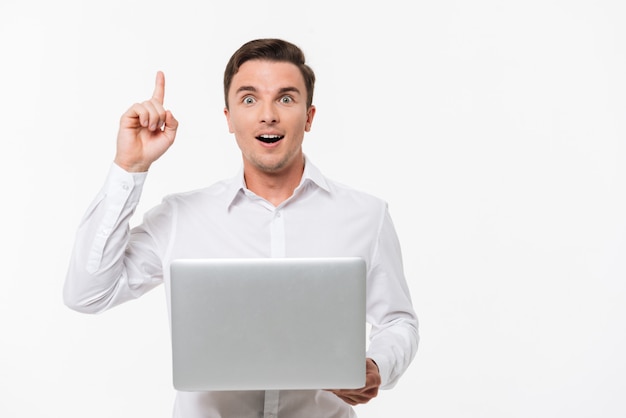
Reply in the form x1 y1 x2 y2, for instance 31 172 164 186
114 158 150 173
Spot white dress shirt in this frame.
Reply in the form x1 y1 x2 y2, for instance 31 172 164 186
64 156 419 418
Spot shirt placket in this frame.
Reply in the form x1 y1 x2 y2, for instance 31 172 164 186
264 207 285 418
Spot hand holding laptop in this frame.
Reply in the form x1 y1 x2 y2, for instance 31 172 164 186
328 358 381 405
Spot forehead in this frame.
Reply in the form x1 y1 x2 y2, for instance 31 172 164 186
229 59 306 95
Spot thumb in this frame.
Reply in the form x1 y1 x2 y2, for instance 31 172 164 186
163 110 179 137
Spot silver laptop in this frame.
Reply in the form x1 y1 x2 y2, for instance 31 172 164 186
170 257 366 392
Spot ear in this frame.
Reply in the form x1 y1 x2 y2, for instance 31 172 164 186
305 105 316 132
224 107 234 133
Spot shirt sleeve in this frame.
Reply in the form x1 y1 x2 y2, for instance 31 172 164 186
63 163 164 314
365 206 419 389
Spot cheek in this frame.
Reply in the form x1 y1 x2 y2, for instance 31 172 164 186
227 111 255 134
227 116 244 135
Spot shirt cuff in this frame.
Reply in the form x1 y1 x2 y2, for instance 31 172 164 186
109 162 148 194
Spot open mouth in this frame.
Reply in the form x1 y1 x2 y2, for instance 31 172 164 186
256 134 284 144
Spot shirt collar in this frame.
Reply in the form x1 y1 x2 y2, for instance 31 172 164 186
224 154 330 210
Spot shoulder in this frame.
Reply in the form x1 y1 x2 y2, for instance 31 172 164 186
317 177 390 225
145 178 235 220
305 157 388 210
325 177 388 208
162 179 231 204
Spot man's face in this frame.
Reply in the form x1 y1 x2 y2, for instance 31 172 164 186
224 59 315 177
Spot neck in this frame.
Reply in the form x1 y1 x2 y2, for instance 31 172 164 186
243 158 305 207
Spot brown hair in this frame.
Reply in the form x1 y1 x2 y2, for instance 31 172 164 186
224 38 316 109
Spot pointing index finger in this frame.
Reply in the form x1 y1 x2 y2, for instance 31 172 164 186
152 71 165 104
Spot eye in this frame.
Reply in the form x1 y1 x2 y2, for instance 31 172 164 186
279 95 293 104
243 96 255 105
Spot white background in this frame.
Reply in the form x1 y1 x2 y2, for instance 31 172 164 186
1 1 625 417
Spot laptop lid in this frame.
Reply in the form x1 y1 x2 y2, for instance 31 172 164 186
170 257 366 392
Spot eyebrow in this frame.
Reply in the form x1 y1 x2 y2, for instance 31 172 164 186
277 87 301 96
235 86 302 96
235 86 257 95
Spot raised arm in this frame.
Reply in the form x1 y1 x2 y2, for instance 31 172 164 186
64 72 177 313
114 71 178 172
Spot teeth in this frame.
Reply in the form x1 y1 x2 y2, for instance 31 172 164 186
257 134 283 143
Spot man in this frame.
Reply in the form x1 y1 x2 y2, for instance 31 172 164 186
64 38 418 417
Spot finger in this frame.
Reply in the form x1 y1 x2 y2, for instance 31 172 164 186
152 71 165 104
160 110 178 143
140 100 166 131
334 393 361 406
122 102 150 129
163 110 179 136
338 396 357 406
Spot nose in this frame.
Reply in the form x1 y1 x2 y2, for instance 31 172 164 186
259 101 279 124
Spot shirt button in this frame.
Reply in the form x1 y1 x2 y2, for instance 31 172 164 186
275 211 282 218
121 183 130 191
